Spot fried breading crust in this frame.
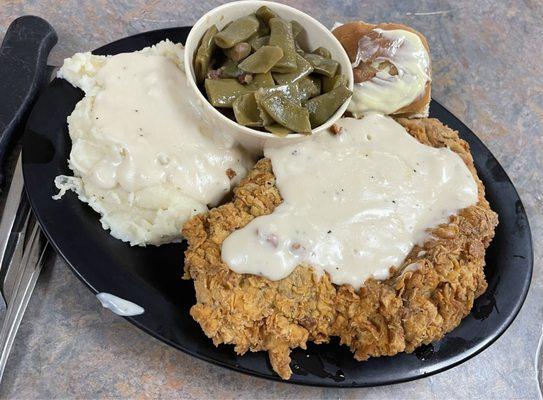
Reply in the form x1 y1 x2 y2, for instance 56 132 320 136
182 118 498 379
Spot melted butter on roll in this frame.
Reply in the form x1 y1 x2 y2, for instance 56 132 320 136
333 22 432 117
350 29 430 115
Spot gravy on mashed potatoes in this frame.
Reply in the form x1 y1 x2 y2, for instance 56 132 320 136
55 40 252 246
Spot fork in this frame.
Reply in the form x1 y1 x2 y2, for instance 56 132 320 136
0 159 49 379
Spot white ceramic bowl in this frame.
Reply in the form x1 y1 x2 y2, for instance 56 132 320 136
184 0 353 153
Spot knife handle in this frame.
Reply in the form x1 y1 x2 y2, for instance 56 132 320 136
0 16 57 188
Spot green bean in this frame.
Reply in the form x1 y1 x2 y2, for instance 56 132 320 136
204 78 253 107
219 59 243 78
255 6 278 24
233 93 263 127
290 22 306 56
254 92 275 125
249 35 269 51
305 86 352 127
251 71 275 88
226 42 251 62
199 10 348 135
214 15 260 48
273 53 313 85
313 46 331 59
254 85 301 126
322 73 348 93
258 107 275 126
255 83 301 104
294 41 305 56
260 92 311 133
256 18 270 36
303 53 339 77
296 76 321 102
194 25 218 83
264 124 292 137
291 20 304 38
268 18 298 73
238 45 284 73
308 75 322 93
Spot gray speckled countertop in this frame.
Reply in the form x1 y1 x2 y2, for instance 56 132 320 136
0 0 542 398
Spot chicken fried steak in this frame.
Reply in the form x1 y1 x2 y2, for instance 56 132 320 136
182 117 498 379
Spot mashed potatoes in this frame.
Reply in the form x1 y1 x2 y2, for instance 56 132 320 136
55 40 252 246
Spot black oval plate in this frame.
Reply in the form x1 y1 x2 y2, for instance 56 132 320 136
21 27 533 387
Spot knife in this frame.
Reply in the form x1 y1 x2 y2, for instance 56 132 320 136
0 15 57 382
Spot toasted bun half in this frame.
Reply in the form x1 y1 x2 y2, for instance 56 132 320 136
333 21 431 117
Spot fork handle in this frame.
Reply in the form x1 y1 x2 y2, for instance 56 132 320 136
0 16 57 188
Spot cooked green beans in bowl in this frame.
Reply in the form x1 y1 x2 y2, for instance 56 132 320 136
192 6 353 136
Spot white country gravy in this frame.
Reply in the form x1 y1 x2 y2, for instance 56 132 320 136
56 41 251 246
221 115 477 289
96 293 144 316
80 52 244 204
348 28 431 116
